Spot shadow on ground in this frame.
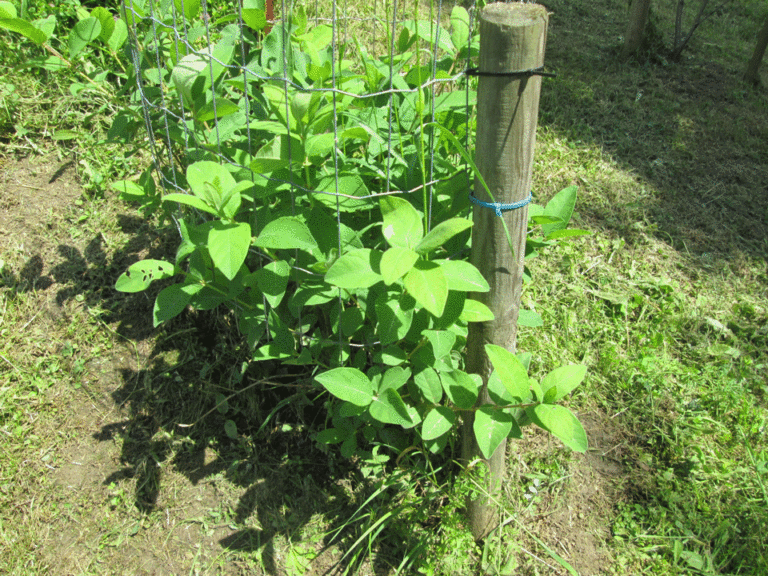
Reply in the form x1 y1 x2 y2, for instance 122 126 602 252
537 0 768 264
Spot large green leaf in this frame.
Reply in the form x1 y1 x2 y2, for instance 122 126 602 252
305 133 335 159
325 248 383 290
487 371 514 405
541 185 578 237
242 0 266 31
527 404 588 452
113 180 146 202
380 196 423 249
195 98 240 122
458 299 495 322
485 344 529 401
115 259 175 293
0 2 17 17
437 259 489 292
375 293 414 345
414 218 472 256
90 7 115 42
248 135 304 174
34 14 56 41
255 216 318 253
174 0 201 20
69 18 101 57
404 20 454 53
171 42 234 104
340 307 364 337
107 17 127 51
315 368 374 407
421 407 455 441
379 366 411 392
404 260 447 317
255 260 290 308
313 174 373 212
370 388 417 427
153 282 201 327
518 309 543 327
474 406 519 459
440 370 479 410
208 221 250 280
162 192 219 216
450 6 470 50
540 365 587 403
380 247 419 285
0 17 47 44
423 329 456 361
413 366 443 404
187 161 238 211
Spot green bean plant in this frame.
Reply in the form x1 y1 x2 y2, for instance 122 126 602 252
4 0 590 465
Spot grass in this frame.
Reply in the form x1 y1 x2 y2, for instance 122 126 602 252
1 0 768 574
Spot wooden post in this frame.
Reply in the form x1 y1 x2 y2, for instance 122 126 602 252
744 13 768 87
621 0 652 60
462 3 548 541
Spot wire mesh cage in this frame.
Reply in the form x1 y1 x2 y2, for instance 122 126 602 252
120 0 479 225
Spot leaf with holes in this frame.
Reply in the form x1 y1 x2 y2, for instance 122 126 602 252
115 260 175 293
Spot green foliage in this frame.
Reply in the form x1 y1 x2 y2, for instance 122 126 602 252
97 2 589 464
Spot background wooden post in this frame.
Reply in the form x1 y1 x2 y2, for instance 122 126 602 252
621 0 652 60
744 13 768 86
462 3 548 541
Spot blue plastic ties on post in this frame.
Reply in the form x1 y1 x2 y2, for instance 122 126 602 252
469 191 532 217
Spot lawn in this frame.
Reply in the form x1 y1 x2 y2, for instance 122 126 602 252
1 0 767 574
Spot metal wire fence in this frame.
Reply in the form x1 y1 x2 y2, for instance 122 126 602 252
121 0 485 230
118 0 523 366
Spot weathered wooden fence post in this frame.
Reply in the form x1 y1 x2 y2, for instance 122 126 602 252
462 2 549 541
